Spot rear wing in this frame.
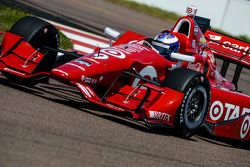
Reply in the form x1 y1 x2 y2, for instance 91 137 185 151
195 16 250 88
204 30 250 68
204 30 250 87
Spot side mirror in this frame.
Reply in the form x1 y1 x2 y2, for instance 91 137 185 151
104 27 120 46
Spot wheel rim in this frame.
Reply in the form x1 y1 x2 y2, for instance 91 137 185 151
184 86 208 130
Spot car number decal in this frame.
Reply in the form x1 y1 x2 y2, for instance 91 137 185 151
92 45 149 60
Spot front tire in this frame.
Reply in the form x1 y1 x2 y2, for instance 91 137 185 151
3 16 59 86
163 68 210 138
177 76 209 138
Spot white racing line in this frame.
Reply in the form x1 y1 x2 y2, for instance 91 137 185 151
47 20 110 55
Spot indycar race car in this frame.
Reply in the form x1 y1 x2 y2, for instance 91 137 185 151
0 5 249 140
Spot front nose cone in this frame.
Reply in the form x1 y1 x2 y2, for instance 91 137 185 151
51 68 70 78
51 63 85 83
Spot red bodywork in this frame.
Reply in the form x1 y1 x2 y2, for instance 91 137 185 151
0 15 249 141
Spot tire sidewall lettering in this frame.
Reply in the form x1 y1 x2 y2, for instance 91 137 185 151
180 87 192 124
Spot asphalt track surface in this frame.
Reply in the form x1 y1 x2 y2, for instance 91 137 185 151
0 0 250 167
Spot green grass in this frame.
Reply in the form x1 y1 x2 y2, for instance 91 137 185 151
0 5 73 49
106 0 250 43
59 31 73 49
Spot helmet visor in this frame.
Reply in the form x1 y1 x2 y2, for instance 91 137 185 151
152 40 171 56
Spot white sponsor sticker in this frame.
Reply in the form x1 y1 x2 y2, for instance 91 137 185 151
240 115 250 139
149 111 170 121
209 35 222 41
210 101 224 121
210 101 250 121
209 100 250 139
132 66 157 88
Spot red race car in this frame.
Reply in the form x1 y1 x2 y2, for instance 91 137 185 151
0 6 249 141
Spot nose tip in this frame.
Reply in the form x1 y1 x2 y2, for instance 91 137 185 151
51 68 71 81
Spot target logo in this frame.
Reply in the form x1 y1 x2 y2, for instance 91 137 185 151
209 100 250 138
132 66 157 89
186 5 197 16
101 48 126 59
187 8 192 13
209 101 250 121
93 48 126 59
209 101 224 121
240 115 250 139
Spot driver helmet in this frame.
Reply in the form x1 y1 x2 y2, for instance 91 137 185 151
152 32 180 59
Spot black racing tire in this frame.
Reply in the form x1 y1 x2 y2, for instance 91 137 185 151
3 16 59 85
163 68 210 138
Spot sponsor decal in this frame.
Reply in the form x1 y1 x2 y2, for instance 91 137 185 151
194 25 199 35
81 75 98 84
93 45 149 60
91 79 97 84
187 8 192 14
66 62 86 71
222 41 249 56
209 101 250 121
75 60 92 66
192 39 196 49
209 35 222 41
85 77 91 84
132 66 157 88
209 100 250 139
187 62 203 73
186 5 197 16
209 101 224 121
149 111 170 121
93 48 125 59
209 35 250 57
240 115 250 139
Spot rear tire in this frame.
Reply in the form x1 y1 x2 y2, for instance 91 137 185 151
3 16 59 85
163 68 210 138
